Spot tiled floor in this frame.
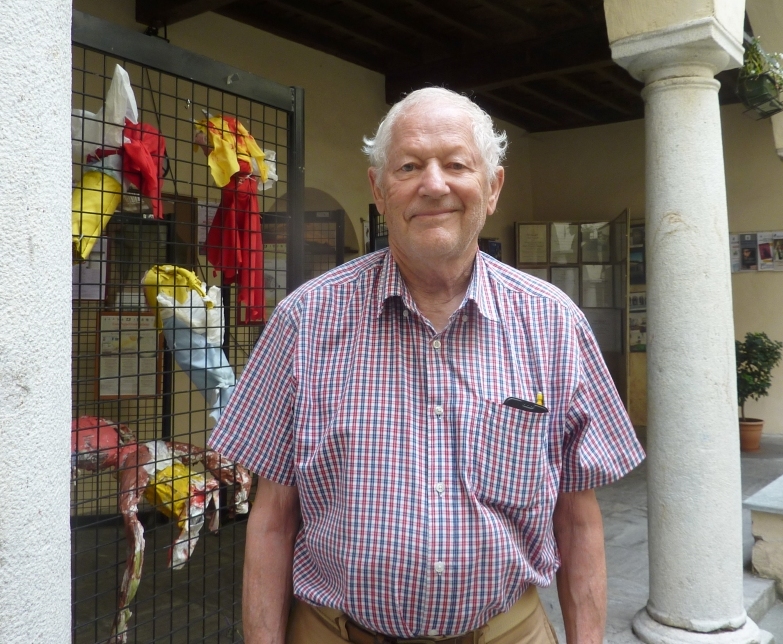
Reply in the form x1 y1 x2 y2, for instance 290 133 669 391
539 433 783 643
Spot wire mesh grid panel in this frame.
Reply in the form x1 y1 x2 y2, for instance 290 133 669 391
70 28 301 643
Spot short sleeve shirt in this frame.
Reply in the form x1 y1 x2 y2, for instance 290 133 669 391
209 249 645 638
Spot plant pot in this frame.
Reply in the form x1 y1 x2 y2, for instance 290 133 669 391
737 74 783 118
739 418 764 452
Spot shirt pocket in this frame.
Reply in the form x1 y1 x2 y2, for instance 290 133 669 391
467 398 548 510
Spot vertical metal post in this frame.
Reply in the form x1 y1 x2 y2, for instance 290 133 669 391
287 86 306 291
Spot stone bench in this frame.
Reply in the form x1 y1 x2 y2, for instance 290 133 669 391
744 475 783 594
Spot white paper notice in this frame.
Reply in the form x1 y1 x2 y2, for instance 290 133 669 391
99 314 159 397
197 200 220 255
730 234 741 273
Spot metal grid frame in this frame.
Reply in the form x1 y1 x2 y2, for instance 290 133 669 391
71 11 303 643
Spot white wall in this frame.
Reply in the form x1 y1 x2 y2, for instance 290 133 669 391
0 1 73 642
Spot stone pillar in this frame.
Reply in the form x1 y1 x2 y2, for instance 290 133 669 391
0 2 73 643
609 14 762 644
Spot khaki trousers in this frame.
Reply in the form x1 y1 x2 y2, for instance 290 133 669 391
285 586 559 644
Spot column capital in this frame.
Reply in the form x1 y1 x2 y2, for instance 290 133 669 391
609 16 744 84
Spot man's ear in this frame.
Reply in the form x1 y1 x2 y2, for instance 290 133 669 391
486 166 505 217
368 167 386 215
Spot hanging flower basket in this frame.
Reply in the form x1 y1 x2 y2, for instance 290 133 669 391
737 73 783 118
737 38 783 120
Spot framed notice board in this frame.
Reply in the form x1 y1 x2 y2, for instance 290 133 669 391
96 312 162 399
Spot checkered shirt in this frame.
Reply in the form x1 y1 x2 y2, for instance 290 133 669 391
209 248 644 638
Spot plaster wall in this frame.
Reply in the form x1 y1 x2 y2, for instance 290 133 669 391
529 104 783 434
0 1 73 642
604 0 745 46
723 103 783 433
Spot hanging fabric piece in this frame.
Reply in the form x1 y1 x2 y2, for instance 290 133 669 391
195 115 276 323
142 265 236 422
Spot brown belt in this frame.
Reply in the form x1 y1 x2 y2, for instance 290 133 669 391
344 620 479 644
313 585 539 644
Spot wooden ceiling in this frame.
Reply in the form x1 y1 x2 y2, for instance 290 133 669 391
136 0 741 132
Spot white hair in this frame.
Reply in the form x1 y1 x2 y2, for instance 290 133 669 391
363 87 508 183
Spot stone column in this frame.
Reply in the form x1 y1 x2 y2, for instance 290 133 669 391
0 2 73 643
610 16 762 644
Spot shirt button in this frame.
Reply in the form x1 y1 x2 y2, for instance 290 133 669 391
434 561 445 574
432 339 441 349
435 482 445 495
462 315 468 322
402 309 409 318
434 405 443 417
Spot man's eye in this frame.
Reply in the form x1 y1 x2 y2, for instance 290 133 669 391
450 162 465 170
400 163 416 172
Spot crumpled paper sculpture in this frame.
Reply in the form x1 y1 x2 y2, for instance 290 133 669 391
194 115 277 323
142 265 236 422
72 64 167 261
71 416 251 644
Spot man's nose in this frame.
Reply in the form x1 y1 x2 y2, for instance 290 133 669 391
419 162 449 197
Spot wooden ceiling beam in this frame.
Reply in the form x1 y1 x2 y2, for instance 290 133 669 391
217 2 386 71
403 0 491 42
475 90 559 125
514 83 600 122
386 26 611 100
593 67 643 97
549 0 593 20
257 0 403 54
471 0 538 36
335 0 450 47
136 0 236 26
555 75 634 115
473 60 615 92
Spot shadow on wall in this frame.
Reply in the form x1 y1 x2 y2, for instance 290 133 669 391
270 187 361 260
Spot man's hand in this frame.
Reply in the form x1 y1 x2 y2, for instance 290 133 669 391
553 488 606 644
242 476 301 644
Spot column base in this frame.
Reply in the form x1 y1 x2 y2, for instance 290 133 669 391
632 608 767 644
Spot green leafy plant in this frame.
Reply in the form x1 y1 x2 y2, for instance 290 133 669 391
736 331 783 420
741 37 783 90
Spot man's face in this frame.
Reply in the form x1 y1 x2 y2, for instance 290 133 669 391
369 102 504 266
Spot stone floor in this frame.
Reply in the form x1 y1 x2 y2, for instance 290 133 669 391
538 433 783 643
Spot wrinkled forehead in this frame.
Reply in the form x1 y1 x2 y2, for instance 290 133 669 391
388 100 479 156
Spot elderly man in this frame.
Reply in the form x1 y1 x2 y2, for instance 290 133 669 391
209 87 644 644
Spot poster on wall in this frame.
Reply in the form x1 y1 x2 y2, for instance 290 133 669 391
551 266 579 304
758 232 775 271
97 313 160 398
197 199 220 255
516 223 548 264
629 310 647 352
72 237 108 301
740 233 758 271
629 225 645 285
775 232 783 271
550 223 578 264
730 234 741 273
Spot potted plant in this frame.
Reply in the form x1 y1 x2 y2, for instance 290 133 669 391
737 37 783 119
736 331 783 451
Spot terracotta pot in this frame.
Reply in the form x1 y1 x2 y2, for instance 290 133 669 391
739 418 764 452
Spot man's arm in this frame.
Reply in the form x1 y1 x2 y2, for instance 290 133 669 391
243 476 301 644
553 488 607 644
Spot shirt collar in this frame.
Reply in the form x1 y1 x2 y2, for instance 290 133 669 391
376 249 500 323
